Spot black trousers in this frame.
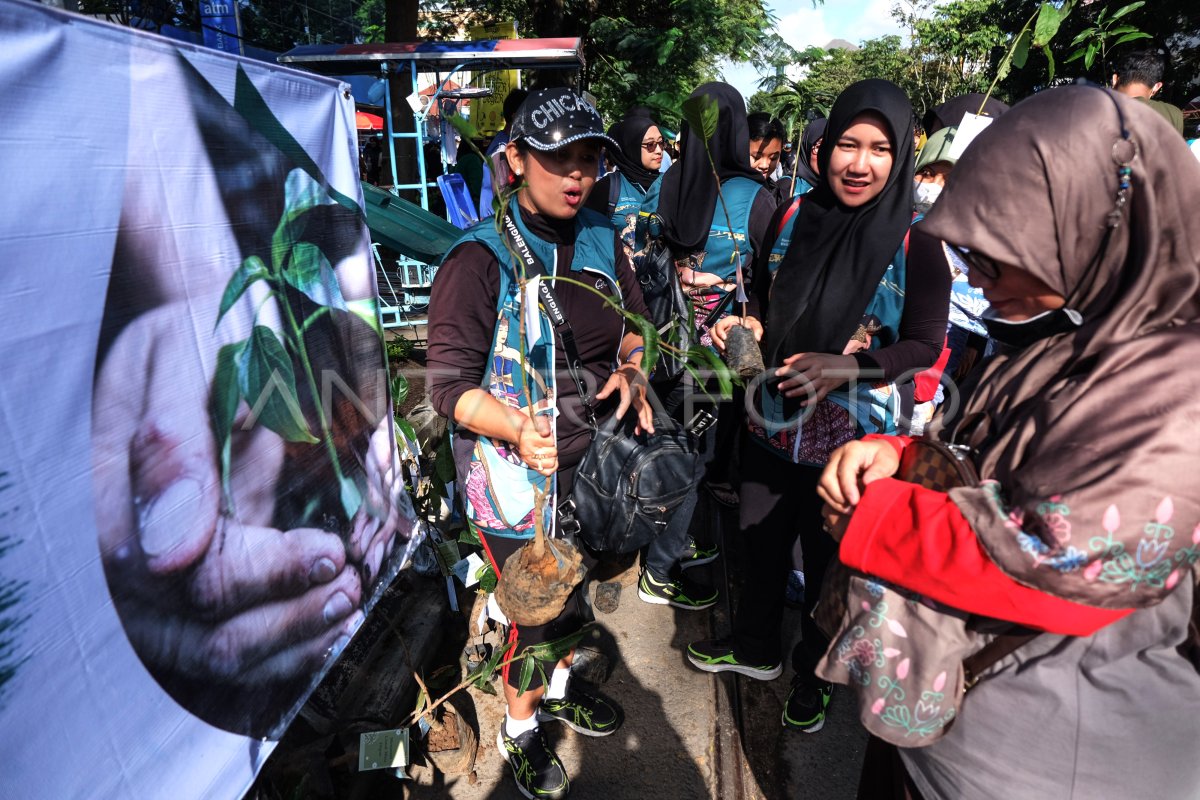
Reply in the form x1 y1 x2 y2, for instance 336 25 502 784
731 437 835 678
478 464 597 691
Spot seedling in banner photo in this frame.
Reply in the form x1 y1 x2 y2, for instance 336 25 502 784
211 168 380 521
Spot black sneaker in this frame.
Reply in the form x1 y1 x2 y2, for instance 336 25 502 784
638 569 718 610
782 679 833 733
679 536 719 570
496 725 570 800
537 685 623 737
686 638 782 680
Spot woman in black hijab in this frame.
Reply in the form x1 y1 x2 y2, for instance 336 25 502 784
634 82 779 612
691 79 949 735
791 117 827 195
587 108 665 258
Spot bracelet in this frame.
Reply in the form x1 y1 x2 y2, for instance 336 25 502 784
624 346 645 363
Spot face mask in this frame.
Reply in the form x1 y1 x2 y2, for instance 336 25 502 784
912 181 942 213
983 307 1083 350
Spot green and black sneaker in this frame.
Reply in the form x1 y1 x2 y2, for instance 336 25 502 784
638 569 718 610
537 685 623 737
782 678 833 733
679 536 720 570
496 725 570 800
686 638 783 680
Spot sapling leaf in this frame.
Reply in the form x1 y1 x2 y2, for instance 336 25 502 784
216 256 266 330
517 651 535 696
681 94 719 144
283 242 348 310
1112 31 1151 47
635 316 660 377
1045 47 1057 82
339 475 363 519
1012 29 1032 69
1110 1 1145 22
237 325 319 443
346 297 384 336
391 370 410 409
445 111 480 141
1032 3 1062 47
210 340 246 507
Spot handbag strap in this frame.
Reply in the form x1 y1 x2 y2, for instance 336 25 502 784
501 211 598 427
961 631 1040 692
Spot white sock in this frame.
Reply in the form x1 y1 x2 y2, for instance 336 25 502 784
545 666 571 701
505 710 538 737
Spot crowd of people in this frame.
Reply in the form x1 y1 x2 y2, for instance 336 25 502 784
425 44 1200 800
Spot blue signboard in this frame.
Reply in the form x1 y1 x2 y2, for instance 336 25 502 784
200 0 242 55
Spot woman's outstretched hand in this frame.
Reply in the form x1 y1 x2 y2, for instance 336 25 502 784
818 439 901 514
775 352 856 403
710 315 763 351
597 363 655 434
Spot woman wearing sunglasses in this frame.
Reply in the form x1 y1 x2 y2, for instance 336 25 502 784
818 85 1200 798
427 87 655 800
587 107 666 261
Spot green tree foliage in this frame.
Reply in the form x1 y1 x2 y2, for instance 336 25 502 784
754 2 1009 128
993 0 1200 105
896 0 1006 115
418 0 775 126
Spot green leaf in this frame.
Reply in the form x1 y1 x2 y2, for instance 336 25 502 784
237 325 319 443
1065 47 1087 64
339 475 363 519
1069 27 1097 47
1085 40 1099 70
445 111 479 141
283 242 347 310
210 341 246 507
525 626 589 662
1032 3 1062 48
634 316 660 377
346 297 383 336
391 370 410 409
1045 47 1056 83
395 418 418 455
516 651 535 696
216 256 266 330
1112 31 1152 47
1011 29 1032 70
681 94 719 145
1110 1 1145 22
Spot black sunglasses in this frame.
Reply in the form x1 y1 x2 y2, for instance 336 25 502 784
953 246 1001 280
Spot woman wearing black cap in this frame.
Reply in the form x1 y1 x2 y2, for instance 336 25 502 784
427 87 654 800
690 79 949 737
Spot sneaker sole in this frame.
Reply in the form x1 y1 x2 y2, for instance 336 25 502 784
495 730 569 800
638 586 718 611
686 652 782 680
536 708 618 737
782 713 826 734
679 553 719 570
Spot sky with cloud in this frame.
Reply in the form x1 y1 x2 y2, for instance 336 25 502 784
721 0 907 100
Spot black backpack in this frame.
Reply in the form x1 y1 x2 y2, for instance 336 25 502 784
634 214 695 382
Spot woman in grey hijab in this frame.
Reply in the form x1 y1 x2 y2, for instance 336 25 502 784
818 85 1200 798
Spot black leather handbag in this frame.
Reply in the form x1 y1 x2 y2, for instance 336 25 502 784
501 211 703 553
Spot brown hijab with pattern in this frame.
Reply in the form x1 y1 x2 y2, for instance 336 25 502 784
922 85 1200 610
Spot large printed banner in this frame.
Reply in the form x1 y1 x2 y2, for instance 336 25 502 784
0 2 419 797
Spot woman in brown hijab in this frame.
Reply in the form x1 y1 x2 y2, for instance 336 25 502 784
816 85 1200 798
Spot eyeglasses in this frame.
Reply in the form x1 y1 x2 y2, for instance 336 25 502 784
641 139 665 152
953 246 1001 280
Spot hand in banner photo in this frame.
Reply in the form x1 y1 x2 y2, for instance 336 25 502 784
92 305 392 735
